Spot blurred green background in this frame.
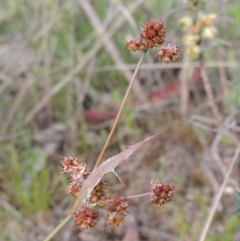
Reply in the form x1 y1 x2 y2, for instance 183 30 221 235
0 0 240 240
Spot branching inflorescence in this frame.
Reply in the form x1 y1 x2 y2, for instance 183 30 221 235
125 19 180 63
59 19 178 234
61 155 174 231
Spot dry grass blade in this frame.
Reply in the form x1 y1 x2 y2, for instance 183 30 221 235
78 0 146 102
70 132 162 214
94 61 238 72
198 145 240 241
179 52 190 115
19 0 145 128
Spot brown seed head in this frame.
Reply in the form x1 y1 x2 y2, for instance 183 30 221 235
61 155 80 173
157 43 180 63
153 35 164 45
141 20 166 46
75 206 99 230
68 180 80 198
125 39 139 52
61 155 91 199
146 39 155 48
61 155 90 180
139 43 147 51
89 180 110 207
150 181 175 205
107 212 125 227
125 19 167 52
135 37 142 45
107 197 129 227
89 195 99 203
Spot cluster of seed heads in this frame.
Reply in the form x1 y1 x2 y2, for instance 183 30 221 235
75 206 98 230
157 43 181 63
59 18 178 235
125 19 180 63
61 156 130 230
89 180 111 208
125 20 166 52
150 181 175 205
107 197 129 227
61 154 174 231
61 155 90 198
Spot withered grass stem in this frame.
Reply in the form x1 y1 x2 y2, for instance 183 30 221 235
43 215 72 241
93 52 146 171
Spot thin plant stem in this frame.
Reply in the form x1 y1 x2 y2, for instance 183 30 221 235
198 145 240 241
89 192 151 207
93 52 146 171
70 52 146 214
42 53 146 241
43 215 72 241
124 192 151 199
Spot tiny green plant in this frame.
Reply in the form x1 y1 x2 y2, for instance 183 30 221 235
43 19 180 241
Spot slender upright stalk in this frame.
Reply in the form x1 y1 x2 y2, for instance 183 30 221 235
42 18 179 241
43 215 72 241
42 53 145 241
93 52 146 171
198 146 240 241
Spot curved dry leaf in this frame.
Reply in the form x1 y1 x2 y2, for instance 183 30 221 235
70 132 162 214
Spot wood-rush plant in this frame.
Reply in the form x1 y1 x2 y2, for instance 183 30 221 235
43 19 180 241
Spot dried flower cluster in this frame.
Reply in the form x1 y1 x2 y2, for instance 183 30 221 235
107 197 129 227
62 157 174 231
157 43 180 63
75 206 99 230
125 19 180 63
125 20 166 52
61 156 128 230
89 180 111 208
61 155 90 197
150 181 174 205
